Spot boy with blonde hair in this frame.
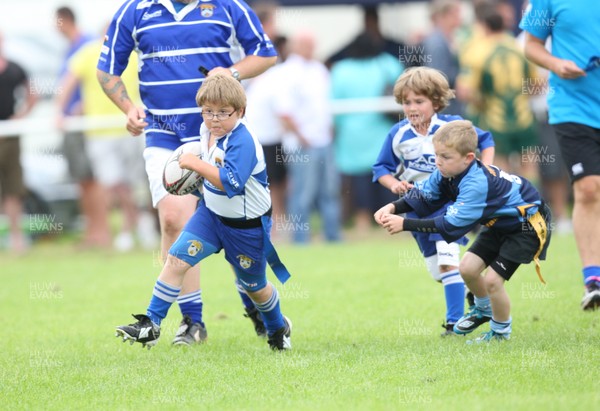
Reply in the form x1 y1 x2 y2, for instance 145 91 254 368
375 120 551 342
373 67 495 335
115 74 292 351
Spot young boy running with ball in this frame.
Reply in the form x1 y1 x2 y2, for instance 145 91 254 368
115 74 292 351
375 120 551 342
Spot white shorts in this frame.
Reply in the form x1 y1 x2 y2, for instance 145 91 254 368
424 241 461 281
435 241 461 267
86 137 145 187
143 146 173 208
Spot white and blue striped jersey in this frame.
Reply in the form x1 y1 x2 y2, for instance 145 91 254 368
97 0 277 150
200 120 270 219
372 113 495 183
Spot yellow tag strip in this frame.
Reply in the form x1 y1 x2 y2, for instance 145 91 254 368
527 211 548 284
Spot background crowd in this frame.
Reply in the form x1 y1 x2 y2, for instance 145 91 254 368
0 0 573 253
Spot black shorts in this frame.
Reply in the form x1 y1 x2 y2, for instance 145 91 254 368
468 204 552 281
554 122 600 182
537 115 568 180
262 143 286 185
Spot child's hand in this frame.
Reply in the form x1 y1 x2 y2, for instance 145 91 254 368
374 203 395 226
179 152 201 171
390 180 414 195
381 214 404 234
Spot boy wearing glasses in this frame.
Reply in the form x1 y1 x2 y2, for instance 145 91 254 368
115 74 292 351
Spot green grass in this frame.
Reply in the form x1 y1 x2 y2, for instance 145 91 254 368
2 231 599 410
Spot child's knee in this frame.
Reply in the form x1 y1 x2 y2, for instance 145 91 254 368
168 231 217 267
232 266 268 293
458 259 479 280
163 254 191 273
483 272 505 294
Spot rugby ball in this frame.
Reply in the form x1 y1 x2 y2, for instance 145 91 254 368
162 142 205 196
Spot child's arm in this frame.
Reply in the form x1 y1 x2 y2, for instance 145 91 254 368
179 153 224 190
480 147 495 166
373 124 405 192
377 175 413 195
475 126 495 165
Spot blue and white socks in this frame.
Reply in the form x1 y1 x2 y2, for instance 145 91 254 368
177 290 204 327
146 280 205 327
473 295 493 317
490 317 512 335
253 284 285 335
147 280 181 326
236 280 257 310
441 269 465 324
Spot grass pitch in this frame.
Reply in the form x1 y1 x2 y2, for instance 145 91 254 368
2 231 599 410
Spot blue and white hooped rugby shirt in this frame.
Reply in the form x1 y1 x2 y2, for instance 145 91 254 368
200 120 271 219
372 113 495 184
97 0 277 150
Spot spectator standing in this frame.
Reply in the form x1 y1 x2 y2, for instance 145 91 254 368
0 31 37 253
55 6 106 248
331 33 403 233
422 0 465 117
245 1 288 237
456 2 539 179
57 33 152 252
277 30 341 244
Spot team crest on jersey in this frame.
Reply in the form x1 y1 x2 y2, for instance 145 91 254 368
237 255 255 269
214 157 223 167
187 240 203 257
199 3 216 18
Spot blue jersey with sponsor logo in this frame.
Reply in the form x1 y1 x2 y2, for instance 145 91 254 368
405 160 543 244
200 119 270 219
372 113 494 184
97 0 277 150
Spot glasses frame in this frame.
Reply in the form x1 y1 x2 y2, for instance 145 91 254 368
200 109 237 121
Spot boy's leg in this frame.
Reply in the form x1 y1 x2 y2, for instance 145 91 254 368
467 261 517 343
144 147 206 340
453 252 493 334
115 255 191 348
482 266 513 339
224 222 291 350
483 266 512 323
116 224 220 348
246 281 291 351
436 241 465 332
235 278 267 337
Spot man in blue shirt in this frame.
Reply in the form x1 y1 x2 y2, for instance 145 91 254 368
520 0 600 311
97 0 277 345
